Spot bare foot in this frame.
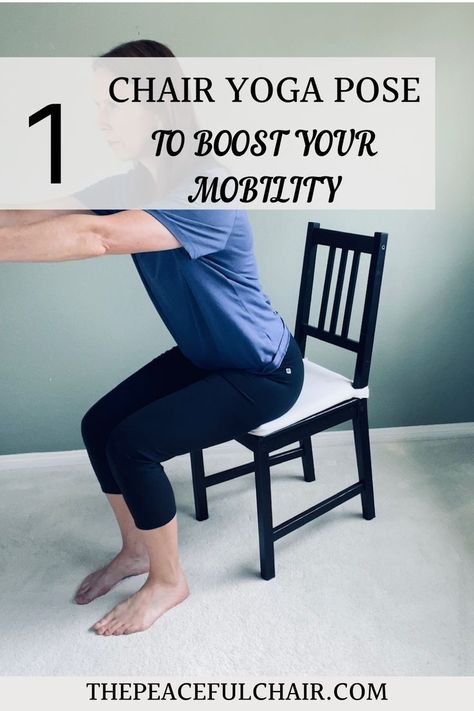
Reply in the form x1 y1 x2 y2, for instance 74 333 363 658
92 571 190 635
74 549 150 604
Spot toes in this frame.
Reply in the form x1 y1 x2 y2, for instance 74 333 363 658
79 573 95 589
75 595 92 605
91 586 108 601
106 619 123 634
94 605 124 632
94 615 114 631
107 618 124 635
111 623 127 635
94 620 108 631
76 573 98 598
75 588 95 604
96 624 111 635
76 583 90 596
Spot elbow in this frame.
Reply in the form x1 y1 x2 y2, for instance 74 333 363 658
89 229 110 257
89 216 126 256
60 214 109 259
78 216 110 258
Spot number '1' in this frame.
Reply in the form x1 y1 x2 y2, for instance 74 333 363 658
29 103 61 184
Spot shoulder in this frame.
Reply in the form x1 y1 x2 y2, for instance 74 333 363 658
142 208 238 261
144 208 237 230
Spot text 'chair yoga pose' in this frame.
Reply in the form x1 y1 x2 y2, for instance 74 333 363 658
190 222 388 579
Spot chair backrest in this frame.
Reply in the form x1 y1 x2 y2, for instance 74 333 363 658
294 223 388 389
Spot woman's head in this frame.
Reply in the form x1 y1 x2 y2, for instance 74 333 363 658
100 38 175 60
93 39 174 160
92 39 201 195
92 40 176 160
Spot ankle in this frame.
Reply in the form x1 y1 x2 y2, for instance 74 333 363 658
120 542 149 559
147 566 184 588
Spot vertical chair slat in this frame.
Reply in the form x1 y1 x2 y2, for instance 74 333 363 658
318 245 336 330
353 233 387 388
341 250 360 339
294 222 319 355
329 248 348 334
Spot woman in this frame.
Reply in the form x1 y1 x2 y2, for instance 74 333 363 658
0 40 304 636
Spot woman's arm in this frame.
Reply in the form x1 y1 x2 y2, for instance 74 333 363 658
0 209 182 262
0 195 94 229
0 208 91 229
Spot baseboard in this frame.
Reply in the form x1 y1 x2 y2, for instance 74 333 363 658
314 421 474 446
0 421 473 470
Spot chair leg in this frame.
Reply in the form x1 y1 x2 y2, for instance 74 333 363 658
300 436 315 481
352 399 376 520
254 446 276 580
190 449 209 520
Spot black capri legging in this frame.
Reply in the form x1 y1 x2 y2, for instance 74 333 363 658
81 333 304 530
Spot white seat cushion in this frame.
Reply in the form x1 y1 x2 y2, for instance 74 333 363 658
248 358 369 437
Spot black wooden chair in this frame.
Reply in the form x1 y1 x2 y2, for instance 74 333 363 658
190 222 388 580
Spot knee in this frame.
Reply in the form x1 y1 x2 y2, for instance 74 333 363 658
104 420 159 464
105 420 171 468
80 405 100 446
104 422 136 464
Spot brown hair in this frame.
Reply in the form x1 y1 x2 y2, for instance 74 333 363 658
100 38 175 60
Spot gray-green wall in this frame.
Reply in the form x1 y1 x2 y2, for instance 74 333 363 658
1 3 473 455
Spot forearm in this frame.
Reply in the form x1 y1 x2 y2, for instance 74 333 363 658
0 214 106 262
0 208 90 229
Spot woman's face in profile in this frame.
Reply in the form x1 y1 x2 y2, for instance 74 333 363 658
92 67 160 162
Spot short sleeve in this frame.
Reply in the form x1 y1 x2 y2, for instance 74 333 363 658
142 209 237 260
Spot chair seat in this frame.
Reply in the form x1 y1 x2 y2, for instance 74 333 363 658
248 358 369 436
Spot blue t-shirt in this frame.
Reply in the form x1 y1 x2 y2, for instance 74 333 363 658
91 207 291 374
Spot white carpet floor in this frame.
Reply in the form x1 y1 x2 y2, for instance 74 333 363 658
0 433 472 676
